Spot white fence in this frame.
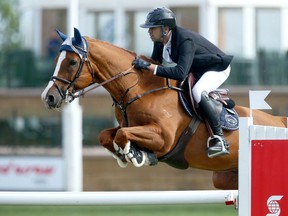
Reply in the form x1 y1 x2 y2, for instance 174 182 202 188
0 190 237 205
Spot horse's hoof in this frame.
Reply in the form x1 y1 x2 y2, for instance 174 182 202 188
105 148 128 168
116 158 128 168
113 141 124 154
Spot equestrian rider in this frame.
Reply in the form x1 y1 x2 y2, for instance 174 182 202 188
132 7 233 157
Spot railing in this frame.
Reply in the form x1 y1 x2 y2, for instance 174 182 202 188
0 50 288 88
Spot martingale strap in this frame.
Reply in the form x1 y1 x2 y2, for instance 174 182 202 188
126 79 183 106
112 78 184 127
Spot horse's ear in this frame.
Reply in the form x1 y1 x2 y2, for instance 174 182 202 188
56 29 67 41
74 28 82 45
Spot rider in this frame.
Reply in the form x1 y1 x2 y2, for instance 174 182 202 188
132 7 233 157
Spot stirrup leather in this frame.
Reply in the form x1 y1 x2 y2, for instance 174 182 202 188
207 135 229 158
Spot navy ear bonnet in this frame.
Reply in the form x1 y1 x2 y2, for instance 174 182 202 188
56 28 88 57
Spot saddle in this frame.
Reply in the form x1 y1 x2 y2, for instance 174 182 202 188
178 73 239 131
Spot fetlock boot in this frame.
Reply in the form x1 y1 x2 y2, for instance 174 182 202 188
198 92 229 158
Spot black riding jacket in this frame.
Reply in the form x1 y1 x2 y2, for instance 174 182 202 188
151 26 233 81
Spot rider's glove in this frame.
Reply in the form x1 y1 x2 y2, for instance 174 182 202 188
132 58 151 70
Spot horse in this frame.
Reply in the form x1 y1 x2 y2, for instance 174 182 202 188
41 28 287 189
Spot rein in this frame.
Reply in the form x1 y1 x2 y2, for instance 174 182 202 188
71 67 136 101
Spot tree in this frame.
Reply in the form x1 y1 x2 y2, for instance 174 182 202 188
0 0 20 51
0 0 22 87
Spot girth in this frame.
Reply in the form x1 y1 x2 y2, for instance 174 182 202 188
158 116 201 169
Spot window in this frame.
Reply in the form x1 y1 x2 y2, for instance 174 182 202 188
256 8 280 52
42 9 67 57
134 11 153 55
171 7 199 32
218 8 243 56
94 12 115 43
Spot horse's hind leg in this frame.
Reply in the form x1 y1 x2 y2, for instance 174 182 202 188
212 170 238 190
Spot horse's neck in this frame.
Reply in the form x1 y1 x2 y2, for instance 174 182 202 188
88 38 139 101
87 38 178 103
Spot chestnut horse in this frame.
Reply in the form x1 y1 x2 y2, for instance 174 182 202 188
41 28 287 189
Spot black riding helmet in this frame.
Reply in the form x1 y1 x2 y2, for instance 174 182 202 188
140 7 176 30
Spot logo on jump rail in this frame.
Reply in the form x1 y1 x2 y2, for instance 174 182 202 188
266 195 283 216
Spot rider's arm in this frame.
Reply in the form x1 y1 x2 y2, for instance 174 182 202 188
149 39 195 81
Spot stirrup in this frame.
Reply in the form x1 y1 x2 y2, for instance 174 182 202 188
207 135 229 158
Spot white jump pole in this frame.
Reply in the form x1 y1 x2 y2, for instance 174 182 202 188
62 0 82 192
0 190 238 206
238 117 252 216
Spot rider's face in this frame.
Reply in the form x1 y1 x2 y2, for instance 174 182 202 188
148 27 163 42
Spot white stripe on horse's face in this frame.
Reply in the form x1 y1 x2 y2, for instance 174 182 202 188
41 51 67 101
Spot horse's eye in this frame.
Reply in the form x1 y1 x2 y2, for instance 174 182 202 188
70 59 77 66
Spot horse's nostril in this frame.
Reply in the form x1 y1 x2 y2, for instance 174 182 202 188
47 95 55 105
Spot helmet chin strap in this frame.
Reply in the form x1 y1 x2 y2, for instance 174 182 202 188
161 26 171 43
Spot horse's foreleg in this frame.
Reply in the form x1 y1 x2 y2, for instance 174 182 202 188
98 126 120 152
114 125 165 151
113 124 167 167
98 126 129 168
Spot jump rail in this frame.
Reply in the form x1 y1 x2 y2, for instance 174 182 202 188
0 190 238 205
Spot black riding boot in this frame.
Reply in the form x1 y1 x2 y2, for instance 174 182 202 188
199 92 229 158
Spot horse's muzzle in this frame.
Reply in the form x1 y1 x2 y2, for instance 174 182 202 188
41 88 63 110
46 94 58 108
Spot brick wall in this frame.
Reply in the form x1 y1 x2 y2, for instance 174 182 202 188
83 156 215 191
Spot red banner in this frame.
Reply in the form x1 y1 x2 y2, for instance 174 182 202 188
251 140 288 215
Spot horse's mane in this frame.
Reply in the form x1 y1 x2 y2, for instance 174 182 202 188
86 36 137 58
86 36 158 65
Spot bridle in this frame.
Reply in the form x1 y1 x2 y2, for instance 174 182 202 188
50 37 93 102
50 36 138 103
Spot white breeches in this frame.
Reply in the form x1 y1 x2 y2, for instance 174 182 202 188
192 65 231 103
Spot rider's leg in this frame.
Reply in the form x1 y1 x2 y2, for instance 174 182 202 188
199 91 229 156
192 66 231 104
192 66 231 157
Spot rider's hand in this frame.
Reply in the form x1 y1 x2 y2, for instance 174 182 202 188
132 58 151 70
